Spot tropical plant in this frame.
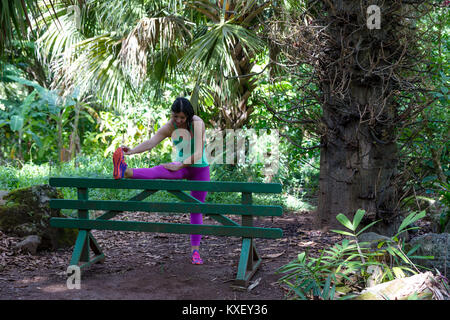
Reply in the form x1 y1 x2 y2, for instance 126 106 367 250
31 0 274 129
436 182 450 232
278 209 432 300
0 0 42 53
0 63 99 164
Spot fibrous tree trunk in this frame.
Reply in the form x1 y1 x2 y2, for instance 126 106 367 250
317 81 400 234
214 41 257 130
266 1 437 235
314 1 411 235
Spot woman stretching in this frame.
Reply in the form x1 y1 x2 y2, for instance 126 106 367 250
112 97 209 265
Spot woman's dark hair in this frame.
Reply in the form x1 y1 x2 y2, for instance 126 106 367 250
171 97 194 129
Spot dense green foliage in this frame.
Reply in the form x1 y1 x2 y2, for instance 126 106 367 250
277 210 435 300
0 0 448 218
0 0 448 300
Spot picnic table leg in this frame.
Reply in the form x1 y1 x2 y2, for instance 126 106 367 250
70 229 89 266
233 192 262 288
67 188 105 270
69 230 105 269
234 238 262 288
78 188 90 263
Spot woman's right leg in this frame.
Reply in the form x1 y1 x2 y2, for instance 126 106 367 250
114 147 187 180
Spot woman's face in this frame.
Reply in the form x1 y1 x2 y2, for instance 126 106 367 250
171 111 187 127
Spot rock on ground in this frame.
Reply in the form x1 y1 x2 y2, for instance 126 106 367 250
0 185 77 251
409 233 449 277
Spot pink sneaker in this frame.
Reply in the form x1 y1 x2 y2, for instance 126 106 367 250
191 249 203 265
113 148 127 179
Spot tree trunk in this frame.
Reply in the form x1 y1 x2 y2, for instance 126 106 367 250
317 83 400 235
212 41 256 130
315 1 404 235
69 101 82 165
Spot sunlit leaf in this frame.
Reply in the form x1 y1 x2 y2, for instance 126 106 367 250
336 213 354 231
10 115 24 132
352 209 365 230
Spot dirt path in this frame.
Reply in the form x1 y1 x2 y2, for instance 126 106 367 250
0 210 344 300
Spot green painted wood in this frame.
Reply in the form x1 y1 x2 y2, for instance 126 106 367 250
167 190 201 203
68 231 104 268
234 239 262 287
70 230 88 266
79 253 106 270
168 190 239 227
236 238 252 282
241 192 254 227
49 177 282 193
96 189 158 220
49 177 283 285
88 232 104 256
239 193 254 279
50 218 283 239
77 188 90 262
50 199 283 217
77 188 89 219
234 192 264 287
207 214 240 227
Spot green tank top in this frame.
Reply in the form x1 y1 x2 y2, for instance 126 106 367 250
172 121 209 167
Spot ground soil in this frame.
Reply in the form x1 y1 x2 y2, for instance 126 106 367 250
0 209 432 300
0 209 346 300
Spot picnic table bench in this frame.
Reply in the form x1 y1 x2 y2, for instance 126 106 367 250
48 177 283 287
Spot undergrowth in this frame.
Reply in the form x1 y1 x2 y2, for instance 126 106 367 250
277 209 440 300
0 154 312 213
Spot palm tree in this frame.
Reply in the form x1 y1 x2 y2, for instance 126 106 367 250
179 0 269 129
0 1 35 53
33 0 272 129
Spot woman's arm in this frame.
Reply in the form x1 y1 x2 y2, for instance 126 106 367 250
123 123 172 155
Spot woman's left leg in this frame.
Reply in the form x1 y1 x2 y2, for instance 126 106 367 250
187 166 210 264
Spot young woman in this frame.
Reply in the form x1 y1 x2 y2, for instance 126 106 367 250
112 97 209 265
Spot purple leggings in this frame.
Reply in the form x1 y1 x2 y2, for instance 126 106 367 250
132 164 210 247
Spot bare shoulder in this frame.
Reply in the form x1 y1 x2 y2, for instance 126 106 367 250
192 115 205 127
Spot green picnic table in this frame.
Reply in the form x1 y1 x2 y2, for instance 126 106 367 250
48 177 283 287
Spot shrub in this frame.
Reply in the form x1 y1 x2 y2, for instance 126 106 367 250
277 209 433 300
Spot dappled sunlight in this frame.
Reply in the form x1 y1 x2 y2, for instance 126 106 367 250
41 283 71 294
15 276 47 286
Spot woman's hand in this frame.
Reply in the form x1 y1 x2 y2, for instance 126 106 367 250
121 145 132 155
162 162 184 171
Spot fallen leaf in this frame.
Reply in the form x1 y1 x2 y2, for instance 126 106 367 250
298 241 314 247
262 251 285 259
247 277 261 292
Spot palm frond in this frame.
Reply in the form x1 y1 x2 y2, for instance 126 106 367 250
185 0 221 22
31 0 68 31
35 12 84 65
92 0 146 35
51 34 132 111
119 15 192 88
0 0 41 53
180 20 264 90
